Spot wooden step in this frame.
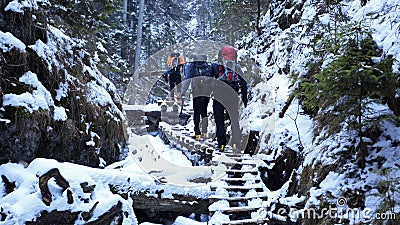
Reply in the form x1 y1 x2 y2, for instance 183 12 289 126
221 218 269 225
220 177 261 183
211 185 264 191
216 152 243 157
171 126 184 131
213 161 258 167
225 169 259 174
213 149 241 153
209 194 268 202
209 205 261 213
224 156 253 161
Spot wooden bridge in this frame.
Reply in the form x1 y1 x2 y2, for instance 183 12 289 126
124 101 284 225
161 120 271 224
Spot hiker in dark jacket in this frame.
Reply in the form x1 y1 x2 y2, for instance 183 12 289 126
210 46 248 151
181 54 213 140
165 52 185 101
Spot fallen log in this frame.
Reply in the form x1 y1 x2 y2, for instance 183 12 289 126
25 202 123 225
1 175 16 194
85 201 123 225
81 181 96 193
25 210 80 224
39 168 71 206
278 92 295 118
131 192 209 214
82 201 99 221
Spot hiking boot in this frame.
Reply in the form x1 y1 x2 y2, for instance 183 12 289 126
232 144 242 154
232 144 237 150
202 133 207 139
195 135 201 140
218 145 225 152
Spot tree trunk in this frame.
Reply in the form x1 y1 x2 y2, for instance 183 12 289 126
122 0 128 24
357 78 366 168
129 18 135 65
279 92 295 118
134 0 145 75
121 0 128 59
256 0 263 36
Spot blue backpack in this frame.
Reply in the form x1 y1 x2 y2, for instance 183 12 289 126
192 61 211 77
188 60 213 96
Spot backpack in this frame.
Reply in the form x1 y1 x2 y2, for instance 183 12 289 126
190 60 213 96
217 46 240 83
167 53 184 74
171 57 180 68
169 57 181 74
217 63 240 83
193 61 211 77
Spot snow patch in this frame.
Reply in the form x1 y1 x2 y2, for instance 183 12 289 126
5 0 48 14
53 106 67 121
0 31 26 52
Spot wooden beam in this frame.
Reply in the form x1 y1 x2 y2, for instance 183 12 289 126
131 192 209 214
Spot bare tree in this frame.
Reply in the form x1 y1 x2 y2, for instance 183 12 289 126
134 0 145 76
256 0 263 36
121 0 129 59
122 0 128 24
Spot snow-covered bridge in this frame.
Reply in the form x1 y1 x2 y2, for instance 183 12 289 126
122 101 286 224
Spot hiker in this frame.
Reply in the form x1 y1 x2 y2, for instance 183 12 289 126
164 52 185 101
210 45 248 151
181 54 213 140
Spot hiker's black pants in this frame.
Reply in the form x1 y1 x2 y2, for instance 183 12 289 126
213 91 240 147
193 96 210 135
169 73 181 91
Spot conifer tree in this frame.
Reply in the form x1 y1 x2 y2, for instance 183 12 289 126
210 0 268 44
300 23 399 167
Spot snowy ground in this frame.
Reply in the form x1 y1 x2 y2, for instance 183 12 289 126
242 0 400 223
0 129 215 224
1 0 400 224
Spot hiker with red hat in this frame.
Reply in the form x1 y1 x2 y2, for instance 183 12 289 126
210 45 248 151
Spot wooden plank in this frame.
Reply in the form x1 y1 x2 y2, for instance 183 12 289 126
213 161 258 167
171 126 183 131
220 177 260 182
216 152 243 157
211 184 263 189
226 156 254 161
209 194 268 202
221 218 269 225
210 186 264 192
225 169 259 174
209 205 261 213
131 192 208 214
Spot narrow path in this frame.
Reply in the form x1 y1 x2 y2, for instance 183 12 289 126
160 114 271 224
208 151 269 224
125 100 274 224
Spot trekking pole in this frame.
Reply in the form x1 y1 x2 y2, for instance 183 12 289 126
178 96 187 126
179 96 184 116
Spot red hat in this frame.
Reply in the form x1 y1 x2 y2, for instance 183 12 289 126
221 46 236 60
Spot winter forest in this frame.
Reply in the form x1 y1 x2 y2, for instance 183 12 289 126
1 0 400 224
